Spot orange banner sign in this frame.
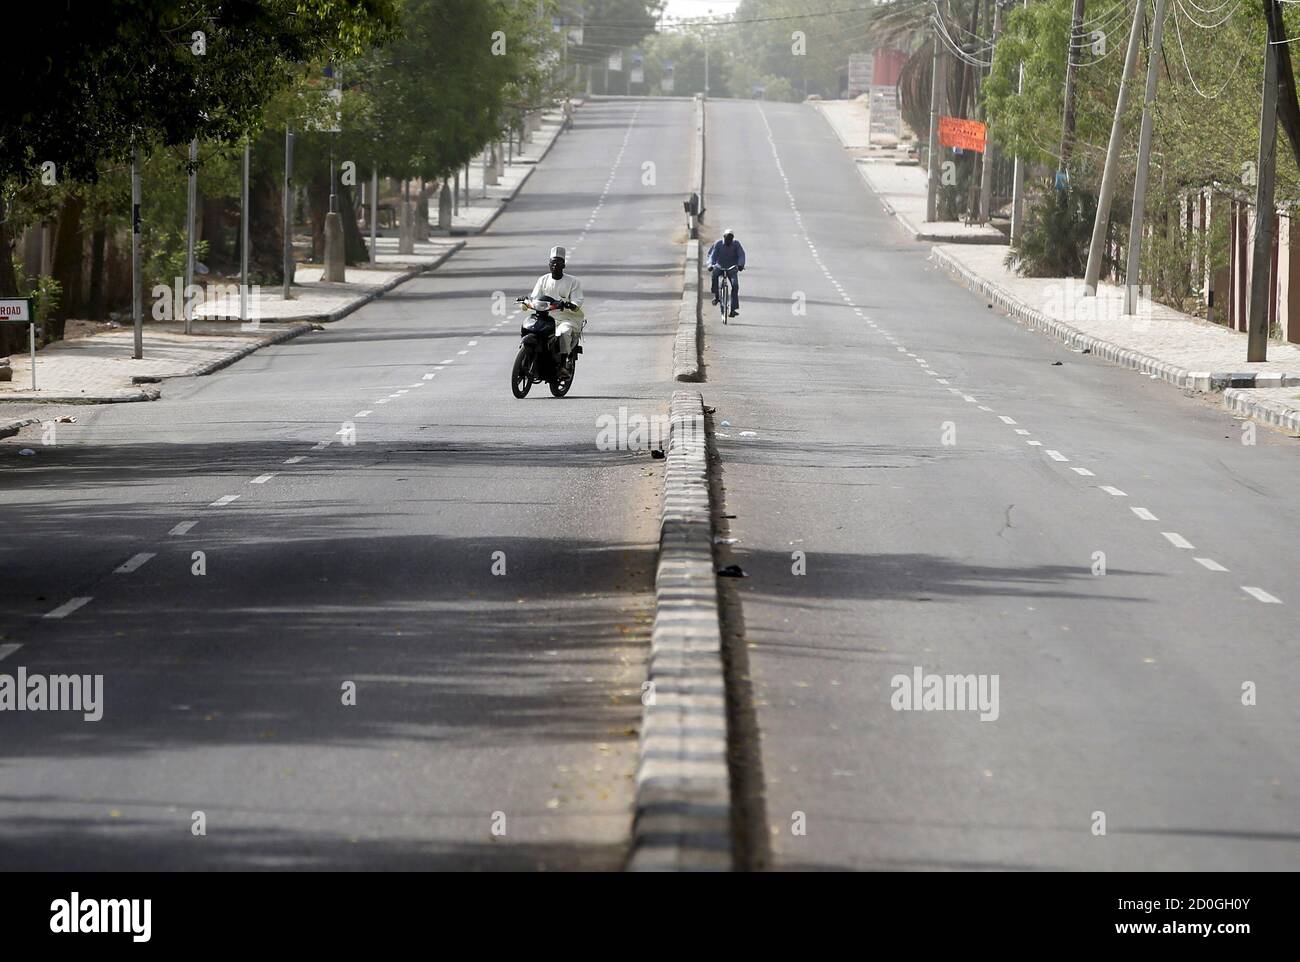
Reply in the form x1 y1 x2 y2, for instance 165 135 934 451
938 116 986 153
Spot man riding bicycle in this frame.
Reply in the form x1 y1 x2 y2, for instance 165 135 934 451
706 228 745 318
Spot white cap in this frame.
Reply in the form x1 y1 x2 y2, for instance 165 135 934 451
549 246 567 259
723 228 735 237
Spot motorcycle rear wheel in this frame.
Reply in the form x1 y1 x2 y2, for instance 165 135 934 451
511 347 532 398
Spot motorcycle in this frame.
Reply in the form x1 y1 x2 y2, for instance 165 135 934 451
511 294 579 398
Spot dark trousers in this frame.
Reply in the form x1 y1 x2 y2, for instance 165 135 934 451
710 268 740 311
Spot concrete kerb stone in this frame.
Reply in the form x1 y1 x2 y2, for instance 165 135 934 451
476 110 567 234
1 388 160 405
178 322 316 378
190 238 469 376
630 390 731 871
674 240 702 382
929 246 1300 396
1 415 40 439
1224 388 1300 434
672 97 706 383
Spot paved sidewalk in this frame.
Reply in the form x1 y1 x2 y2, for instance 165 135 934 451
191 102 570 324
812 97 904 152
194 237 464 323
451 103 570 234
816 99 1004 244
857 160 1005 244
0 322 312 403
814 99 874 150
933 244 1300 432
1 103 574 408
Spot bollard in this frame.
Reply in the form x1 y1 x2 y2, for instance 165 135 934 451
323 211 346 282
438 181 452 230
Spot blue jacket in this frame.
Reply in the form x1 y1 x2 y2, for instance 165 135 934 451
707 237 745 270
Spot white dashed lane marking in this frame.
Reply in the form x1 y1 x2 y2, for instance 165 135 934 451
1071 467 1095 476
1161 532 1194 549
998 416 1016 424
284 456 307 465
44 597 93 619
1046 450 1069 462
1131 507 1158 521
114 552 156 574
356 411 372 418
1194 558 1228 572
1099 486 1127 497
210 495 240 507
1242 586 1283 604
250 474 275 485
169 521 198 536
422 373 436 380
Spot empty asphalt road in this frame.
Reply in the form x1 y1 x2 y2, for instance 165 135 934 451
0 97 691 870
701 99 1300 871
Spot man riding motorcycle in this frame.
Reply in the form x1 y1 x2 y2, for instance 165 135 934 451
706 228 745 317
528 246 585 377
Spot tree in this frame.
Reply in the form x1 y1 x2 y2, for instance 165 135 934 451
0 0 400 350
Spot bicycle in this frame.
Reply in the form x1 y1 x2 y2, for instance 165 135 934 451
714 264 739 325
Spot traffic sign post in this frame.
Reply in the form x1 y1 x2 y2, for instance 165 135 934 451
0 297 37 390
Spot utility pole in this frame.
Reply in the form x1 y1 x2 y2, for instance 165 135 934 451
1084 0 1147 295
977 0 1003 224
1009 0 1029 244
240 141 250 323
926 6 946 222
185 138 198 334
1247 4 1281 362
131 144 142 359
1059 0 1088 175
282 126 293 300
1124 0 1170 316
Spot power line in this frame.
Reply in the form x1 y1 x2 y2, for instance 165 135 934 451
1174 0 1242 29
1170 1 1242 96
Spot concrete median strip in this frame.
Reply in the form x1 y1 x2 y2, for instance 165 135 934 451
630 390 731 871
673 96 706 383
673 240 702 382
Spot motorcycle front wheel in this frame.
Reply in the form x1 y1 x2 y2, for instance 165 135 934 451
511 346 532 398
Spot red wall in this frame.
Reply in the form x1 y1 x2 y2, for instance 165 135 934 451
872 48 907 87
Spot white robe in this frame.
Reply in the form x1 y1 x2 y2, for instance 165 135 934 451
529 272 585 352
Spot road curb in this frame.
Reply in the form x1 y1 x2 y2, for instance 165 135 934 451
1223 387 1300 434
178 322 317 378
317 240 469 326
630 390 731 871
474 111 566 234
673 240 702 382
0 388 160 405
930 246 1300 394
0 415 40 439
672 96 706 383
694 95 706 225
858 166 1005 245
